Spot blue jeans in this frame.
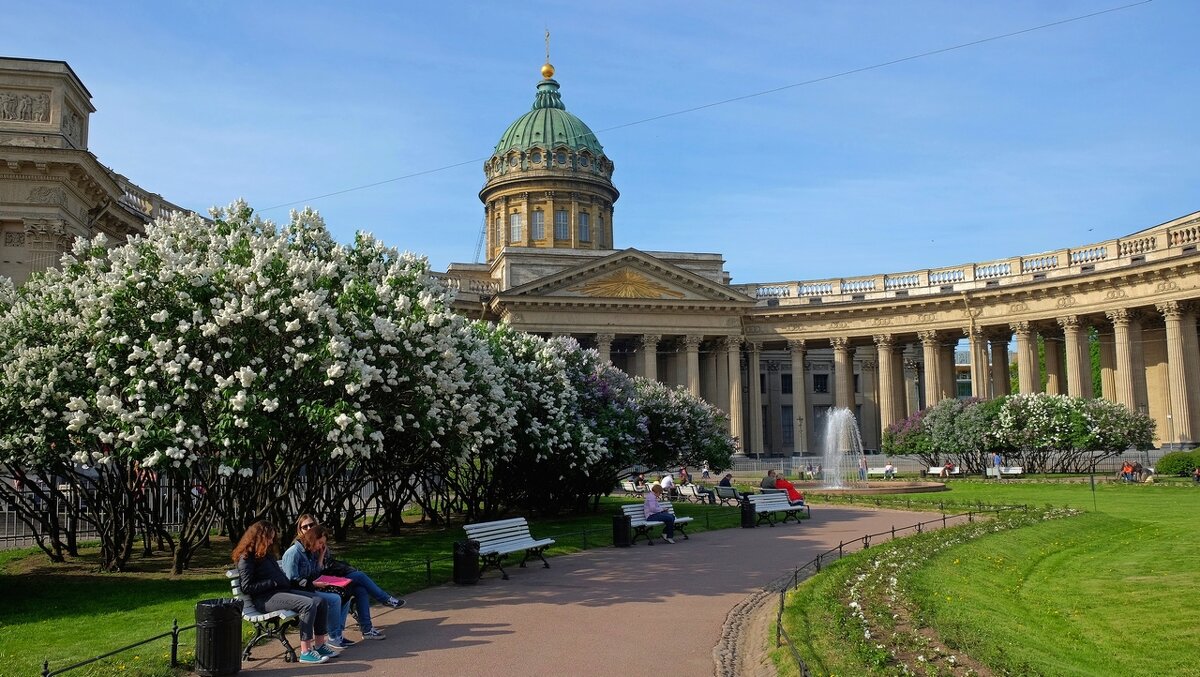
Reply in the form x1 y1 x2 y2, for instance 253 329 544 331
646 511 675 538
314 589 347 639
345 571 386 632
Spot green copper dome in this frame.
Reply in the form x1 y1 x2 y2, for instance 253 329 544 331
493 78 605 156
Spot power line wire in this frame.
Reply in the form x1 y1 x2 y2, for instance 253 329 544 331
260 1 1152 213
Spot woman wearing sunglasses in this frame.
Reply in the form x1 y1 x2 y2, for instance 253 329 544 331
293 514 404 641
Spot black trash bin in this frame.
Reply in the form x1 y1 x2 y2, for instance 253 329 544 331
195 597 243 677
453 539 481 584
740 496 756 528
612 514 632 547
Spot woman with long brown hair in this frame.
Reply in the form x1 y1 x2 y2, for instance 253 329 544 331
232 521 336 665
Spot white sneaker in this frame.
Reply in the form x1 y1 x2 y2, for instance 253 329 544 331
662 535 675 544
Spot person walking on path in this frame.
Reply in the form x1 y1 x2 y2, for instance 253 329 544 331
643 484 676 543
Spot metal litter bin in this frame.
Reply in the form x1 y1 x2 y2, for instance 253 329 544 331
453 539 481 584
195 597 243 676
740 495 756 528
612 514 632 547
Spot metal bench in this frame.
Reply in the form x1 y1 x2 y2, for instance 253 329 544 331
463 517 556 580
621 503 694 544
677 484 714 504
749 492 808 526
619 480 641 496
225 568 298 663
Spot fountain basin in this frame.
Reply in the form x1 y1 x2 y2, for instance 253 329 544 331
796 480 948 495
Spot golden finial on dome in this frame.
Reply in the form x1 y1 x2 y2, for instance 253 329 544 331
541 28 555 79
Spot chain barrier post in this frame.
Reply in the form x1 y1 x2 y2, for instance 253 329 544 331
425 555 433 584
170 618 179 667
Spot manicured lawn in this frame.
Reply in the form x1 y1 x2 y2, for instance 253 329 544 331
2 496 745 676
779 479 1200 676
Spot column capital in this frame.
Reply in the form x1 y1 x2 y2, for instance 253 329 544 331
963 325 985 339
903 358 921 372
1105 308 1136 328
830 336 849 351
1057 315 1082 331
595 332 615 345
986 327 1012 343
1157 300 1190 320
860 359 878 371
683 334 704 351
746 340 762 353
1010 320 1031 335
637 334 661 351
787 339 806 352
766 360 781 372
872 333 894 350
917 329 940 345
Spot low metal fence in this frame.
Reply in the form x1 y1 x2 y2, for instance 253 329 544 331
42 620 194 677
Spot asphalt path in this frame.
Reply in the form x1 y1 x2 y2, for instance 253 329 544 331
241 505 967 676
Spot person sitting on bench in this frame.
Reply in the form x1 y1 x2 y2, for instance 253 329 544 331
773 475 806 506
643 483 677 544
760 469 777 489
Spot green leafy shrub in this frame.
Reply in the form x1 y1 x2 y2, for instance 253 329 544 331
1155 450 1200 476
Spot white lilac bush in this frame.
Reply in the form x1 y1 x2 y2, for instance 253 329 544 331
634 377 737 473
884 393 1154 474
0 202 737 570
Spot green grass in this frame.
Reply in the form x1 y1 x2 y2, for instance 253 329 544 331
776 479 1200 676
1 496 748 676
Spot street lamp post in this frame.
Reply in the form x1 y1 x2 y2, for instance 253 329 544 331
1167 413 1174 452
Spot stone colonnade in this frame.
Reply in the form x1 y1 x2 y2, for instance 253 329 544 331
565 300 1200 455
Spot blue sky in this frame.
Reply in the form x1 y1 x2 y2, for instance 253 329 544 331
7 1 1197 284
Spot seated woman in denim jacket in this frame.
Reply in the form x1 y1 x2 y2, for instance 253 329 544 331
293 514 404 641
282 525 355 649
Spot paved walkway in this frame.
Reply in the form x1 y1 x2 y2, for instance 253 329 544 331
243 506 966 676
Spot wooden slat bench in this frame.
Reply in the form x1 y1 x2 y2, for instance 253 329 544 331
226 568 299 663
463 517 556 580
713 485 740 506
620 480 641 496
749 492 809 526
926 465 963 478
986 466 1024 478
621 503 694 544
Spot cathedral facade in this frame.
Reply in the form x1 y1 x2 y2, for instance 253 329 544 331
3 57 1199 455
443 61 1200 455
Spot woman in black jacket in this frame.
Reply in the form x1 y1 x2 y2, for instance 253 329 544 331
233 521 335 665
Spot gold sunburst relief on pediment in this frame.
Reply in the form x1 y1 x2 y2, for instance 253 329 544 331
568 269 686 299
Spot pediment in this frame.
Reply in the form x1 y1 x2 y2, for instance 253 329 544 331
500 249 754 304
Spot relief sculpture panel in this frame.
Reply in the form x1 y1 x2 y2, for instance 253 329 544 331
0 90 51 122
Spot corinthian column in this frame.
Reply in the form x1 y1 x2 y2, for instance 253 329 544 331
788 340 809 454
1058 316 1092 398
1043 331 1064 395
1099 309 1128 408
989 332 1011 396
873 334 900 431
918 330 943 406
1157 301 1198 446
747 341 764 456
726 337 745 454
684 335 702 397
639 334 661 381
965 326 992 399
831 337 854 410
1010 322 1038 394
595 332 614 364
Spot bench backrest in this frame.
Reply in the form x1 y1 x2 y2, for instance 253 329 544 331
622 502 674 521
760 487 785 494
749 493 791 508
621 480 637 492
677 485 697 498
464 517 536 549
714 486 739 499
929 466 961 474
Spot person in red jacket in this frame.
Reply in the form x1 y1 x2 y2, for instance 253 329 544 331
774 476 805 505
